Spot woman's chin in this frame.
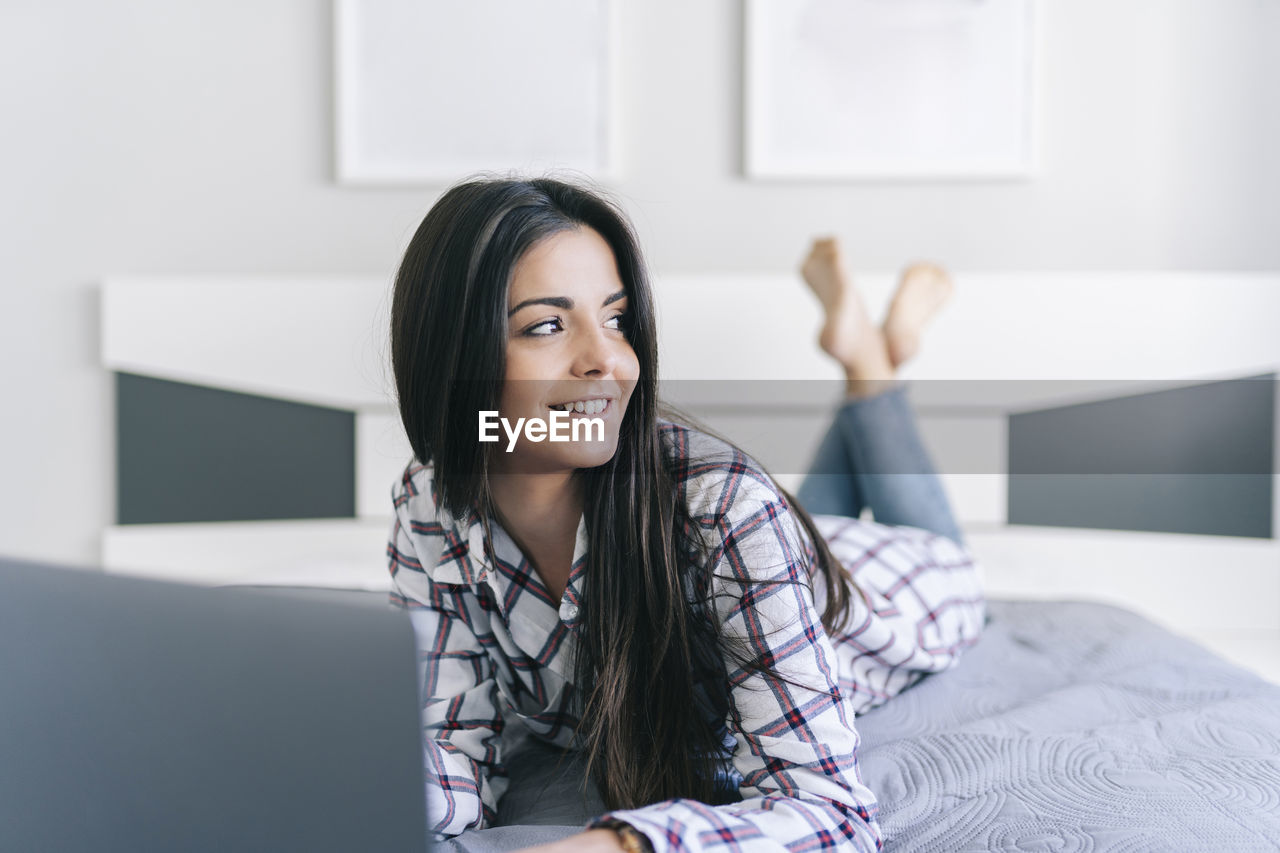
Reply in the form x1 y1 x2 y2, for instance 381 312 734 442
561 440 620 470
499 439 620 474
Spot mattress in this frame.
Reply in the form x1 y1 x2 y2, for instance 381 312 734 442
440 599 1280 852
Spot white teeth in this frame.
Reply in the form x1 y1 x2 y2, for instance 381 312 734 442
550 399 607 414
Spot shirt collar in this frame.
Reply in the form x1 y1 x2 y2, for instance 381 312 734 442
425 479 590 599
421 474 486 587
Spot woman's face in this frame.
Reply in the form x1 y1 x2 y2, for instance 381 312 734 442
494 226 640 474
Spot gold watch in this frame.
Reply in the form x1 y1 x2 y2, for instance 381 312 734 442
598 819 653 853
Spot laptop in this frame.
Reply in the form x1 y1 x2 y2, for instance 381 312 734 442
0 556 431 852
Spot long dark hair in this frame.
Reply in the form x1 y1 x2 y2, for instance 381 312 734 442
390 176 860 810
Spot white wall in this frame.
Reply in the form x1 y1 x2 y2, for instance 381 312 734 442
1 0 1278 568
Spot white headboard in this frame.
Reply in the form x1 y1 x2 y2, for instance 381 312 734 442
99 271 1280 655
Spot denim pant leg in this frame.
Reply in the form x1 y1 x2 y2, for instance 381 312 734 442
796 383 965 545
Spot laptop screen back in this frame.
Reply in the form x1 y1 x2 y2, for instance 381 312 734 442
0 557 429 852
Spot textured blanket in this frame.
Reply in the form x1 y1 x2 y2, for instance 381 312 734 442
443 600 1280 852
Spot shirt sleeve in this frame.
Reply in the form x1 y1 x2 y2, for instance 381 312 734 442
386 501 508 839
586 470 883 852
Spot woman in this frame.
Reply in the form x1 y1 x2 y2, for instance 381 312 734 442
386 177 986 853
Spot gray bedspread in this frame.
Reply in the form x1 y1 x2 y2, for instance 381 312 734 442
442 600 1280 852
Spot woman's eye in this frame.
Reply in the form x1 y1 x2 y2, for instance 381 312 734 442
604 311 627 330
524 318 562 336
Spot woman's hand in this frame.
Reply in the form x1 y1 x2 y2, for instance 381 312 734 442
511 828 627 853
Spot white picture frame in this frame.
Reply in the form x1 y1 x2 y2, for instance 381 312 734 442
334 0 617 185
744 0 1042 181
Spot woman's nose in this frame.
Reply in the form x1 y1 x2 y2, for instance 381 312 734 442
570 327 618 377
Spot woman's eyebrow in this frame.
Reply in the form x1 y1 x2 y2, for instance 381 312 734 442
507 290 627 317
508 296 572 317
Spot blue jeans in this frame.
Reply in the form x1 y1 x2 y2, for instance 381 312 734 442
796 383 965 546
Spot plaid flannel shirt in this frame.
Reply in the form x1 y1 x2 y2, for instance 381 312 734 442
387 421 986 852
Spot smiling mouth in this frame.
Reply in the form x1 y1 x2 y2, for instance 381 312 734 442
548 398 611 415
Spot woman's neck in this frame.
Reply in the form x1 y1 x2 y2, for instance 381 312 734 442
486 470 584 599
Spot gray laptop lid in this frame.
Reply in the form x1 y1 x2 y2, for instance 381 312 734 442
0 557 429 852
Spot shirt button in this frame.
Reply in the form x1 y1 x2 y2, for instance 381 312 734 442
562 603 580 621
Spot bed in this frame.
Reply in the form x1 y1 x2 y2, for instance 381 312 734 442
96 273 1280 849
415 597 1280 853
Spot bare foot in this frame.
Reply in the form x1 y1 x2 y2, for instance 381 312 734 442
882 262 954 368
800 238 895 386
